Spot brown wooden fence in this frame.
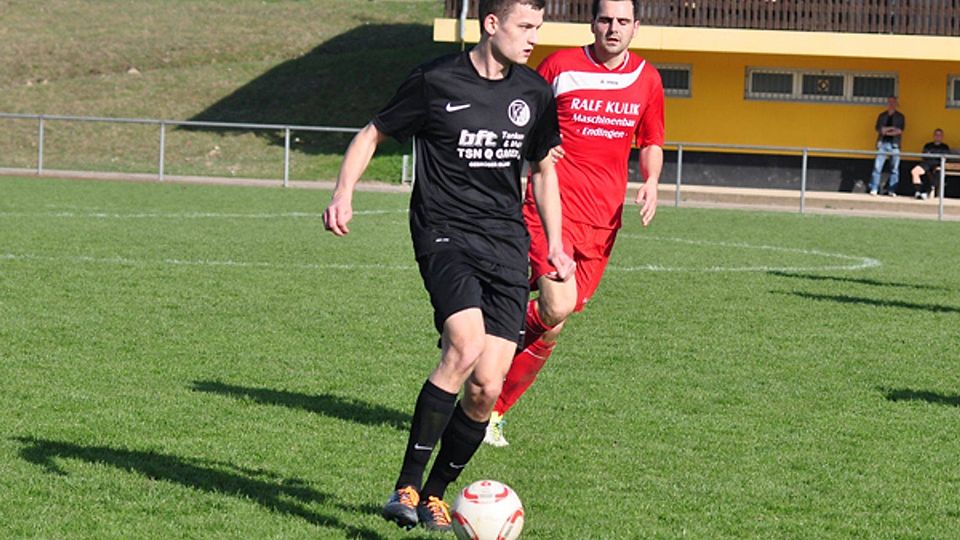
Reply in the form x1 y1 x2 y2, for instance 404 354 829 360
444 0 960 36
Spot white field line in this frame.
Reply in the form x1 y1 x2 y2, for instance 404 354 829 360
612 234 881 272
0 209 404 219
0 240 880 274
0 210 880 273
0 253 413 272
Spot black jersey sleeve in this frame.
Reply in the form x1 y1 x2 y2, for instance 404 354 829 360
372 66 429 143
524 96 561 163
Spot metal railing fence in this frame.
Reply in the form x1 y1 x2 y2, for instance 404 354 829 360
0 112 417 187
445 0 960 36
1 112 957 220
660 141 960 220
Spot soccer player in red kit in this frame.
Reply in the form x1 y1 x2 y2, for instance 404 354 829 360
486 0 664 446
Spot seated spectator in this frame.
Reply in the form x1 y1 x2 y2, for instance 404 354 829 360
910 128 951 200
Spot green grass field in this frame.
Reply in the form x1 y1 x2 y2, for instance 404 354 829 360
0 0 453 181
2 176 960 538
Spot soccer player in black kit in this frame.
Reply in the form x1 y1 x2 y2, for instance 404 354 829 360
322 0 575 532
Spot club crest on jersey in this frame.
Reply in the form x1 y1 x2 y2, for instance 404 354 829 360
507 99 531 127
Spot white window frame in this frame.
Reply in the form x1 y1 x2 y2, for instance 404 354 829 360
745 67 897 105
654 63 692 98
948 74 960 108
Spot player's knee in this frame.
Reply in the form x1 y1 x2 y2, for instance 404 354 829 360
443 335 485 375
464 379 501 415
540 299 575 326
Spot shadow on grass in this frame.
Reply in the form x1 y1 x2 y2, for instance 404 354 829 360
882 388 960 407
192 380 409 431
781 291 960 314
13 436 386 539
768 272 951 292
186 23 458 156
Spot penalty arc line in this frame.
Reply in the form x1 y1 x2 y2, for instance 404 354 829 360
608 234 881 273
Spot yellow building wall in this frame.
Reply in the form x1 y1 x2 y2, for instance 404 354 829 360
528 47 960 156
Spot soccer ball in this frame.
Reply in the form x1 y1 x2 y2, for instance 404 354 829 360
451 479 525 540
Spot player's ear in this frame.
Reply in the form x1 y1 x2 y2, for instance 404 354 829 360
482 12 500 36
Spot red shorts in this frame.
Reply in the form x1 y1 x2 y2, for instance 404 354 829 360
523 201 617 312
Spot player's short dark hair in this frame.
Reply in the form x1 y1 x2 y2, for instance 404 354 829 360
934 128 944 134
592 0 641 20
478 0 546 26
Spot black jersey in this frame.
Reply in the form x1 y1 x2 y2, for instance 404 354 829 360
921 142 951 165
373 52 561 271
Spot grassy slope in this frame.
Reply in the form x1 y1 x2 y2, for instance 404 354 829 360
0 0 455 181
2 177 960 538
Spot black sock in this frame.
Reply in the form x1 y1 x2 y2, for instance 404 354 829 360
421 401 488 501
395 380 457 491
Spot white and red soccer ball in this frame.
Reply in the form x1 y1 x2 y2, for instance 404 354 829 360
451 480 525 540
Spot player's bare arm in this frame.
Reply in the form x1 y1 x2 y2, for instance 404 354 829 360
323 123 390 236
636 144 664 227
530 158 576 281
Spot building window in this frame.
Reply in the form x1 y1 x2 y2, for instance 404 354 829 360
853 75 896 100
750 71 793 96
746 68 897 105
949 75 960 108
655 64 692 97
801 73 844 99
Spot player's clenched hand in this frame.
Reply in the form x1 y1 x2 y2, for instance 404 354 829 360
323 194 353 236
545 248 576 282
635 181 658 227
548 145 565 163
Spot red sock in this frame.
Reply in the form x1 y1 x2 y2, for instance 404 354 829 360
494 338 556 415
521 298 553 350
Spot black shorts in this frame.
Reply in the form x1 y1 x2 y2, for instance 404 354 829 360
918 162 936 176
417 249 529 344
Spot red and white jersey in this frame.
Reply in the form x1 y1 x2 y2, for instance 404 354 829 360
528 46 665 229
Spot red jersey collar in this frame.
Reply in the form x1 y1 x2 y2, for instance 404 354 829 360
583 44 630 71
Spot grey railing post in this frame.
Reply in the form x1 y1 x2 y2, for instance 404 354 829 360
675 144 683 207
283 127 291 187
37 115 45 175
800 148 808 214
458 0 470 47
411 137 417 187
158 121 166 181
938 156 946 221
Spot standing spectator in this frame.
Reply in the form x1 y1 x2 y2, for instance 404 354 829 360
869 96 905 196
910 128 951 200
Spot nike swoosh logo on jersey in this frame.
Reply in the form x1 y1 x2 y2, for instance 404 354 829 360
445 102 471 112
449 462 467 469
413 443 434 451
